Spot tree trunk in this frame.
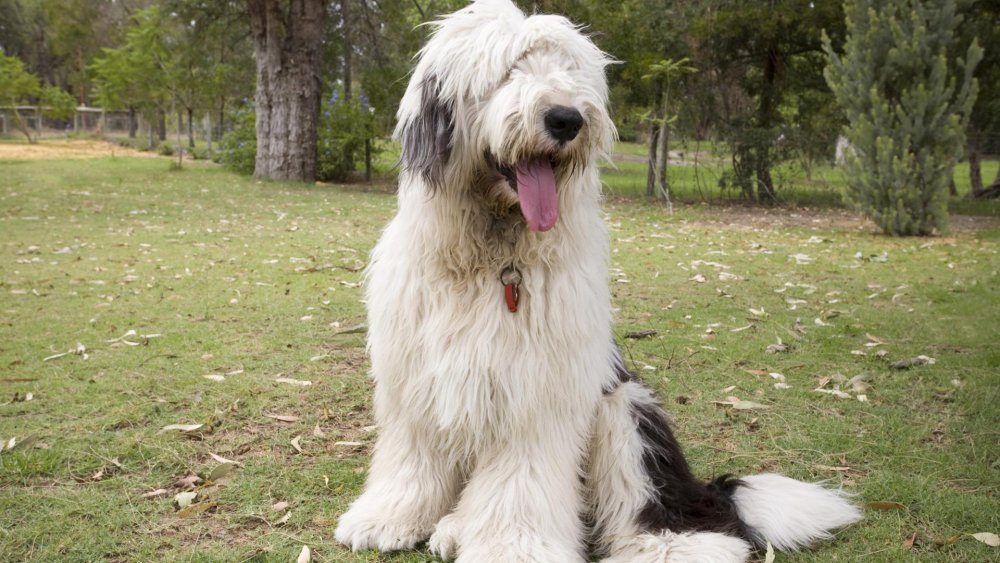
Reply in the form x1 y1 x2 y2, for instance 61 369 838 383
646 124 659 197
187 107 195 148
247 0 326 182
128 107 137 138
657 114 670 200
967 133 983 196
157 109 167 141
342 0 352 101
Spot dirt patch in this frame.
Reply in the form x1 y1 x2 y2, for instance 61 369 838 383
0 139 161 160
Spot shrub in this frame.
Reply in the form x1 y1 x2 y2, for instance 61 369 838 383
217 104 257 175
824 0 981 235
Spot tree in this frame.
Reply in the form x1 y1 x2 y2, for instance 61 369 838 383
642 57 697 210
960 0 1000 198
692 1 845 203
824 0 981 235
0 51 42 142
246 0 327 181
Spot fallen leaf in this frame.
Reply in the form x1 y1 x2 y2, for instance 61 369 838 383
689 273 707 283
624 329 658 339
264 413 299 423
764 541 775 563
207 463 236 481
867 500 906 511
203 374 225 382
972 532 1000 547
890 355 936 370
766 339 788 354
272 501 290 511
140 488 169 499
296 546 312 563
177 501 217 518
173 474 202 489
291 435 303 454
174 491 197 509
158 423 203 434
732 400 769 410
208 452 241 466
312 424 325 437
904 532 917 549
276 377 312 386
276 510 293 525
815 388 852 399
334 441 363 447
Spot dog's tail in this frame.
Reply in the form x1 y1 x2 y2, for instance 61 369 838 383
731 473 862 551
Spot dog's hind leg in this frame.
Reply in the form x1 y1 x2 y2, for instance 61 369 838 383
586 366 751 563
334 415 459 552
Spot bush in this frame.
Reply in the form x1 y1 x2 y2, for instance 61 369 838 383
824 0 981 235
316 90 378 182
217 104 257 175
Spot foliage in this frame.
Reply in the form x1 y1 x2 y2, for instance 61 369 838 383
824 0 982 235
316 90 379 182
39 85 75 121
217 103 257 175
0 50 39 102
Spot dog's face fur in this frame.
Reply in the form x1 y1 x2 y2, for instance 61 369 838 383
395 0 615 233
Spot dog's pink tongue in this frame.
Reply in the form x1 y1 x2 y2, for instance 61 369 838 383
516 158 558 232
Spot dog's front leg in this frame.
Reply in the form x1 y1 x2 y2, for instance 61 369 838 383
335 415 459 552
432 417 587 563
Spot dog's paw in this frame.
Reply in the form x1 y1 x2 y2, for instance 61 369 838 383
334 505 432 552
428 513 462 560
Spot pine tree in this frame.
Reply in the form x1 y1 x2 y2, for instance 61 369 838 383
823 0 981 236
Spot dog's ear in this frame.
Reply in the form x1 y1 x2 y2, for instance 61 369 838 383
399 74 454 189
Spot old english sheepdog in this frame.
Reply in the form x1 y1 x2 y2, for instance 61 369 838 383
334 1 861 561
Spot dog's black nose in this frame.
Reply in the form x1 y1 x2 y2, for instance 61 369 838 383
544 106 584 143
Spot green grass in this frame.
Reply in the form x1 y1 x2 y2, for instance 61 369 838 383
1 153 998 562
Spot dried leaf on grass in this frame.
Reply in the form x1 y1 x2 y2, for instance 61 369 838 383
766 339 788 354
291 435 303 454
890 355 937 370
764 542 775 563
140 488 169 499
208 452 241 466
296 546 312 563
174 491 197 509
624 329 658 339
207 462 236 481
276 377 312 386
276 510 293 525
972 532 1000 547
158 423 203 434
264 413 299 423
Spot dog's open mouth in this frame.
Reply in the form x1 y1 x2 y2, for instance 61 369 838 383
488 153 559 232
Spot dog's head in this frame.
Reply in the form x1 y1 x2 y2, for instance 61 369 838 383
395 0 615 232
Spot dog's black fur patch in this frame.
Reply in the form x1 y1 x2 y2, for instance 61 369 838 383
399 74 453 188
610 345 751 541
631 398 749 540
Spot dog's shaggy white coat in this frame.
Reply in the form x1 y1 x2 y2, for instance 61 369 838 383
334 1 861 561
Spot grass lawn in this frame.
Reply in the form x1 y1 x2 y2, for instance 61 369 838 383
1 150 998 562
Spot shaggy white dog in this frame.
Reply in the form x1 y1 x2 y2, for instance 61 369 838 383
335 1 861 561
